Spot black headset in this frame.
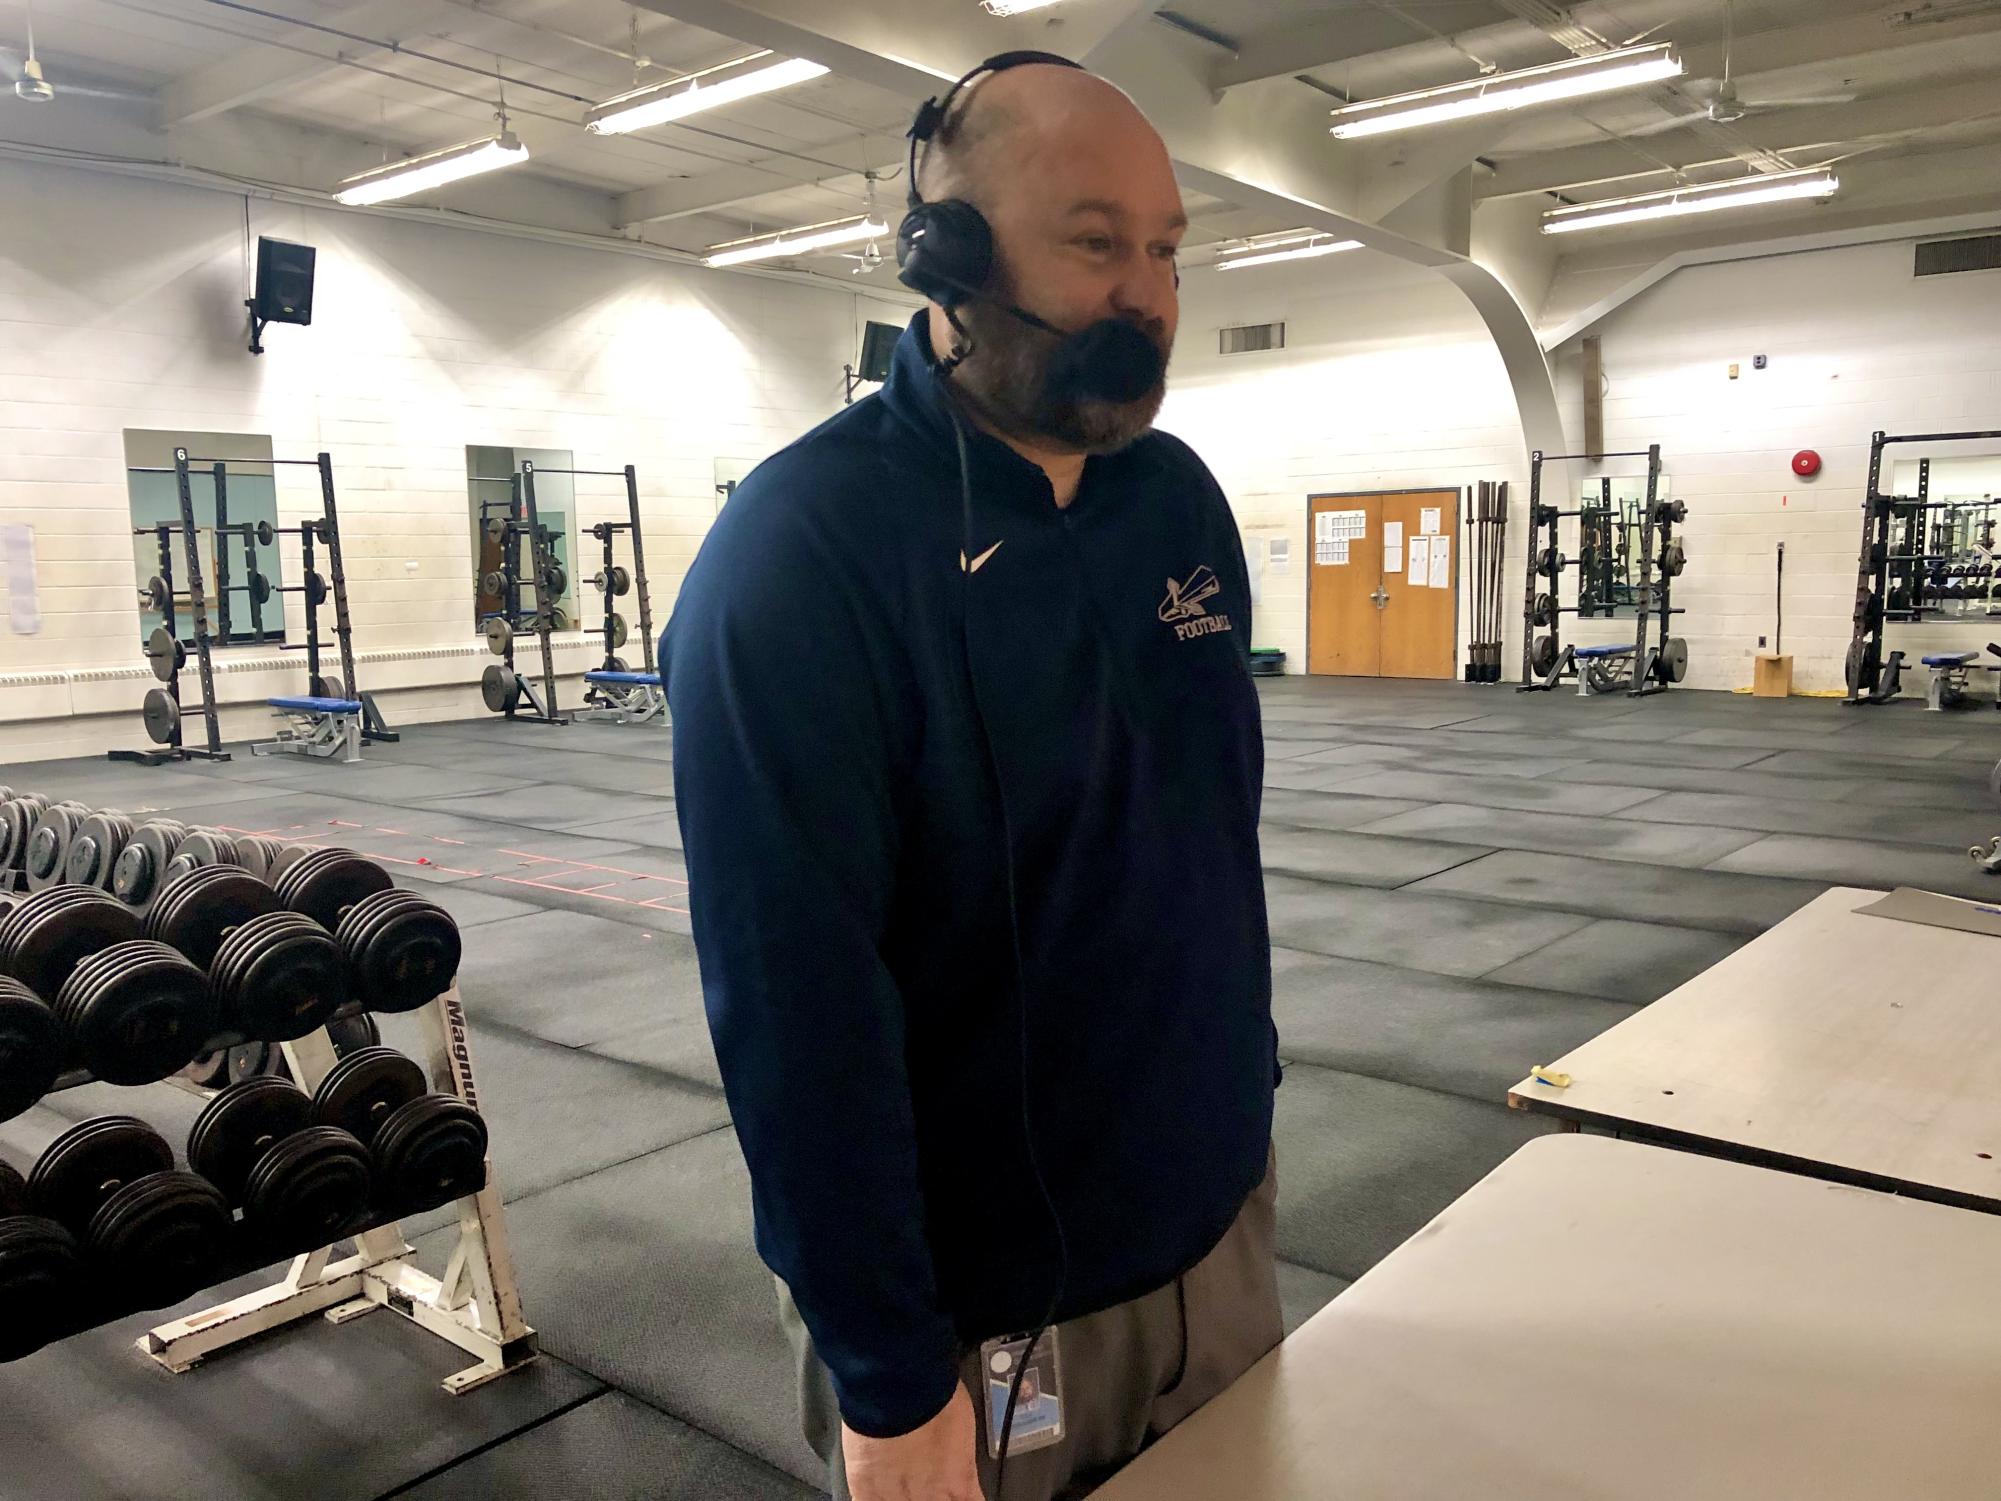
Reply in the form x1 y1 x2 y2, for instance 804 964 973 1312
896 50 1084 312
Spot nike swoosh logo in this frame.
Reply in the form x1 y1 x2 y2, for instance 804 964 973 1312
962 540 1004 574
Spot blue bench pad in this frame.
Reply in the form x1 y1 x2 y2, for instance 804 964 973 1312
586 671 663 686
1573 645 1635 660
1922 653 1978 667
269 696 362 714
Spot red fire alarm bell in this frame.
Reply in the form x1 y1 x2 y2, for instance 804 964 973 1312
1791 449 1822 478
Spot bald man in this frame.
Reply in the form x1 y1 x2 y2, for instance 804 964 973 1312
663 54 1280 1501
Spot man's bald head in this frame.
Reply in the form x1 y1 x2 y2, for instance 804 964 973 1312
917 59 1186 456
918 64 1172 217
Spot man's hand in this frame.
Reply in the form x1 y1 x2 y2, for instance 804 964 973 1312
843 1384 983 1501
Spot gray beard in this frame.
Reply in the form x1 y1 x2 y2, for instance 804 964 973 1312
948 301 1169 456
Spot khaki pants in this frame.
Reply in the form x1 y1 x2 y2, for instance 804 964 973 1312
777 1152 1282 1501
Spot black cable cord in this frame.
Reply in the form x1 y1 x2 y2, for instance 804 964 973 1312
944 388 1070 1497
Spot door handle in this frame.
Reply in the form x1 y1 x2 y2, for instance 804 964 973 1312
1371 585 1390 610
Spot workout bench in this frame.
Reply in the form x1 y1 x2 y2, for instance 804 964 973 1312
1573 644 1635 698
1922 652 1980 711
575 669 665 726
252 695 363 763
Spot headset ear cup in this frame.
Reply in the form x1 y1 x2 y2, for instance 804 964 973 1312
896 200 995 308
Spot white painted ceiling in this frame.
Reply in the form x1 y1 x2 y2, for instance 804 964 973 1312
5 0 2001 278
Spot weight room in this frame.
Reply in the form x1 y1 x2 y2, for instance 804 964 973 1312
0 1 1997 1497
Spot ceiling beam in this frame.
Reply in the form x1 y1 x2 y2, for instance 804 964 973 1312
1478 77 2001 198
155 0 463 129
1211 3 1506 91
615 131 907 226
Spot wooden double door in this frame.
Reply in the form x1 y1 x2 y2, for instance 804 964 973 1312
1306 490 1459 680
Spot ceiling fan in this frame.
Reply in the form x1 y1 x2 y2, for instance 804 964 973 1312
1639 0 1858 132
5 2 148 105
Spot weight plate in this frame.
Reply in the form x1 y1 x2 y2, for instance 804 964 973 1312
0 803 30 874
336 889 462 1013
304 573 328 607
1844 637 1872 697
142 688 181 746
0 1161 23 1219
267 844 313 881
273 848 393 931
242 1125 372 1253
256 520 276 547
0 1216 83 1360
27 1115 174 1233
65 811 135 890
307 673 347 701
480 571 507 598
0 886 142 1001
144 864 282 970
484 517 508 544
603 655 628 674
1531 592 1555 628
1661 538 1687 577
0 979 61 1123
549 606 570 632
608 564 630 598
187 1076 312 1203
373 1094 488 1214
1663 637 1690 684
328 1011 381 1056
539 563 568 597
144 626 181 684
140 576 171 614
227 1040 277 1084
1537 548 1565 578
311 1046 426 1148
483 617 513 657
55 939 215 1086
0 980 61 1120
180 1050 231 1089
86 1169 232 1310
234 836 287 883
481 664 521 714
246 572 273 606
112 820 189 907
608 612 629 649
212 910 348 1041
23 806 81 890
1530 634 1559 678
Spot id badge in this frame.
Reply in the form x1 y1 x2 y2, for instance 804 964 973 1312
979 1327 1065 1460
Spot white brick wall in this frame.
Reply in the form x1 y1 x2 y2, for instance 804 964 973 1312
0 159 908 759
1164 237 2001 693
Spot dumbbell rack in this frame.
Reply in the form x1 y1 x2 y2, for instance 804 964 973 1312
1520 446 1663 693
1847 428 2001 704
139 990 533 1393
114 448 230 765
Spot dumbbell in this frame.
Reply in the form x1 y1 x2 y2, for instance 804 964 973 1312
22 801 92 891
65 810 137 891
217 1010 382 1087
0 887 214 1086
26 1117 233 1311
312 1047 487 1214
110 819 190 907
264 851 460 1011
0 975 62 1122
0 792 49 878
0 1156 84 1361
187 1078 372 1255
146 865 350 1042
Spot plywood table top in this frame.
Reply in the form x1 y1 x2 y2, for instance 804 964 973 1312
1507 885 2001 1211
1090 1134 2001 1501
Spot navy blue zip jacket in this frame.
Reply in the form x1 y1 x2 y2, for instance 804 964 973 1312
663 313 1275 1440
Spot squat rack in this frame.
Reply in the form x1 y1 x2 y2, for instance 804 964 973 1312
1519 447 1661 691
1846 426 2001 704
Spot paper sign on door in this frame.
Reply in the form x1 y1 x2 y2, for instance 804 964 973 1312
1407 536 1430 586
1429 535 1451 589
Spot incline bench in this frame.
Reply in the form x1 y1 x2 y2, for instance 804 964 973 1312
253 695 362 763
1921 651 1982 711
576 669 665 726
1573 643 1635 697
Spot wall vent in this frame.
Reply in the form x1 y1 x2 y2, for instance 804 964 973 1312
1916 233 2001 277
1219 321 1285 355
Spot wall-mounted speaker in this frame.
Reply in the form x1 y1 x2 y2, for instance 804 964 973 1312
858 321 901 383
247 237 315 354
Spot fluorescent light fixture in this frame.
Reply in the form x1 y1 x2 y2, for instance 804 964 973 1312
1540 167 1840 234
982 0 1066 13
586 56 829 134
334 132 529 206
706 215 890 269
1330 43 1683 139
1214 231 1363 270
